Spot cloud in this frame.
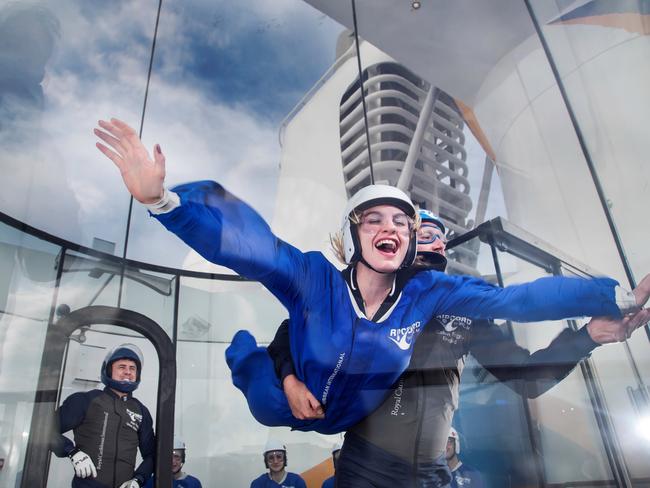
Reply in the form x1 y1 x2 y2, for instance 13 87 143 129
0 0 344 269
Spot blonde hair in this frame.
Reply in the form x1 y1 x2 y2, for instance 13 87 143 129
329 206 421 265
330 231 347 264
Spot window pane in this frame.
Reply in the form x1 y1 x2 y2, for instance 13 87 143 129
0 220 60 486
526 1 650 478
0 0 159 255
126 0 346 268
174 340 339 486
502 258 612 484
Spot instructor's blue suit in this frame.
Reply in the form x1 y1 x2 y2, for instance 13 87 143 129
154 181 625 434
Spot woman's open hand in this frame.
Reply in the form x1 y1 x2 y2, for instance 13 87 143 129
94 118 166 204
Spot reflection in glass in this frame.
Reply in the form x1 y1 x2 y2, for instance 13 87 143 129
121 268 176 339
56 250 121 312
0 0 159 254
178 277 285 343
0 220 59 486
0 0 648 486
525 1 650 478
526 0 650 275
503 257 612 484
127 0 344 268
174 340 337 486
56 250 177 337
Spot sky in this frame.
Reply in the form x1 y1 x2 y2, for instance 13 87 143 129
0 5 346 479
0 0 344 268
0 0 511 273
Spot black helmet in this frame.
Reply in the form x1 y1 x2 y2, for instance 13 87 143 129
100 343 143 393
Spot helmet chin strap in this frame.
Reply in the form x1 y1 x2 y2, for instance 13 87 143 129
359 255 393 274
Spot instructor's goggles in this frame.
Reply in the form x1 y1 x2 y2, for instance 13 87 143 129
417 224 447 245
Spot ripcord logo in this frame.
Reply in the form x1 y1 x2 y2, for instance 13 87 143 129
437 314 472 332
442 317 460 332
388 321 421 350
125 408 143 431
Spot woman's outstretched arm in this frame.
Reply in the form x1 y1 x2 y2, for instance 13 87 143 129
423 271 649 323
94 118 317 308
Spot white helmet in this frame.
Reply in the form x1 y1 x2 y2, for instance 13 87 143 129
448 427 460 454
263 440 287 468
173 435 186 470
174 435 186 451
341 185 417 268
264 439 286 454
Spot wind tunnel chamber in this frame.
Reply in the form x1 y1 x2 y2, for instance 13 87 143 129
1 0 650 487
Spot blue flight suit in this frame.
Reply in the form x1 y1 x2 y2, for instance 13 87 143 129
154 180 626 434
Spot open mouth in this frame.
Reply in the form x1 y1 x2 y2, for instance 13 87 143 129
375 238 398 255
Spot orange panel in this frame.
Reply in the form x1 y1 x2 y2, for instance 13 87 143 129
300 458 334 488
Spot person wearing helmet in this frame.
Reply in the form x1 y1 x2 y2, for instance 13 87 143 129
52 343 155 488
250 441 306 488
94 118 650 435
446 428 484 488
413 209 447 268
320 442 342 488
269 210 650 486
143 436 202 488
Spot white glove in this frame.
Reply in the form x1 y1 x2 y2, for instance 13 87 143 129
119 479 140 488
69 450 97 478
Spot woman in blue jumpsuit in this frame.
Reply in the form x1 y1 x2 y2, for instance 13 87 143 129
93 118 646 435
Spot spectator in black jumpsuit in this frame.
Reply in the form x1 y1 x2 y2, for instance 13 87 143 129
268 210 650 488
52 343 155 488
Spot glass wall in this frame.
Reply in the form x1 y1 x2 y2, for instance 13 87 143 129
175 276 339 486
126 0 345 268
526 2 650 479
0 221 60 487
0 0 649 487
0 0 159 256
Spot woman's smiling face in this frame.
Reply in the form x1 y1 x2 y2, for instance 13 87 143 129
357 204 412 273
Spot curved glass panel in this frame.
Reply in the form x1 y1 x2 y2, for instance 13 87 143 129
1 1 648 487
345 0 648 484
502 257 613 485
0 220 60 486
176 276 340 485
526 0 650 479
527 0 650 277
56 250 121 311
178 278 284 343
0 0 159 254
127 0 346 268
56 251 176 338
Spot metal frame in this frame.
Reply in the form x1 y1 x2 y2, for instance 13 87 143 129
2 198 646 486
448 217 644 487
